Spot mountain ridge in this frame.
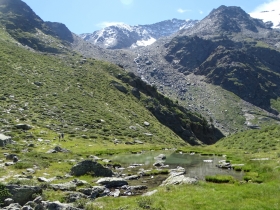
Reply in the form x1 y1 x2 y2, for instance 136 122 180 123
80 18 198 49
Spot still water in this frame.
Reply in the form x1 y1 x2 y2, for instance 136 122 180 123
112 150 244 180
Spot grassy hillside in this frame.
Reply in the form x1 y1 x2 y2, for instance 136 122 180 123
0 23 224 149
215 124 280 153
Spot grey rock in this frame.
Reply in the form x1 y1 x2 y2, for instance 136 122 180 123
49 183 76 191
6 185 42 206
70 160 113 177
2 203 22 210
124 175 140 180
143 121 150 126
22 205 34 210
110 81 128 94
217 160 232 169
131 88 140 99
66 192 87 203
0 133 12 147
129 185 148 191
6 154 18 161
96 177 128 188
161 175 198 186
154 154 166 160
33 196 43 204
40 201 81 210
13 156 19 163
142 190 158 196
34 82 43 87
4 198 14 206
169 166 186 176
70 179 88 186
37 177 50 182
153 161 164 167
89 186 106 199
26 168 36 174
15 124 32 130
5 162 15 166
134 140 144 144
111 189 120 197
79 186 105 196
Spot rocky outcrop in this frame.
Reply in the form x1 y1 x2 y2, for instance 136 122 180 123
45 21 74 43
70 160 113 177
0 133 12 147
6 185 42 206
96 177 128 188
15 124 32 130
161 175 198 186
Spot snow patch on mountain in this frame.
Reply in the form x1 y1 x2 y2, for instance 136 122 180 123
80 18 199 49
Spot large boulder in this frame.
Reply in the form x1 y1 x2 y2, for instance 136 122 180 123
96 177 128 188
161 175 198 186
2 203 22 210
6 185 42 206
0 133 12 147
154 154 166 160
38 201 81 210
15 124 32 130
49 183 76 191
70 160 113 177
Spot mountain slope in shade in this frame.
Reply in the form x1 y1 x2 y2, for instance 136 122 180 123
0 0 74 53
80 19 198 49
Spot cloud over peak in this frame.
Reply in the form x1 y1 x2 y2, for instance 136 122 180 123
177 8 191 13
250 0 280 28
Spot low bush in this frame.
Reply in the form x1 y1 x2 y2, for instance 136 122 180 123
205 175 235 183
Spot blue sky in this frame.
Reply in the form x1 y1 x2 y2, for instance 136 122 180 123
22 0 277 34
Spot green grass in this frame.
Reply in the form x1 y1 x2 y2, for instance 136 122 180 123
83 182 280 210
215 124 280 153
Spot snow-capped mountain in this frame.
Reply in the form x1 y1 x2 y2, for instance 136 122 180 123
250 9 280 29
80 19 198 49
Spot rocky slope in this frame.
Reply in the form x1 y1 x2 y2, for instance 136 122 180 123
0 0 73 53
80 19 198 49
73 6 280 135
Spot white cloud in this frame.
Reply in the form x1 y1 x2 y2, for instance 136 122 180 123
199 10 204 14
120 0 133 5
177 8 191 13
250 0 280 27
97 21 126 28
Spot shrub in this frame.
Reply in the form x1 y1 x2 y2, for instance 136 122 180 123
205 175 235 183
0 183 11 205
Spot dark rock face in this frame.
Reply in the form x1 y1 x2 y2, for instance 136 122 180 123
45 21 74 43
6 185 42 206
15 124 32 130
194 45 280 113
96 177 128 188
70 160 114 177
110 81 128 94
117 72 224 145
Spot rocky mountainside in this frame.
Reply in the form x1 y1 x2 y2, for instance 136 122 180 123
80 19 198 49
0 0 73 52
73 6 280 135
0 0 224 146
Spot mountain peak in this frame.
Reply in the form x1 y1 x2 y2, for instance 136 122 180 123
181 5 268 37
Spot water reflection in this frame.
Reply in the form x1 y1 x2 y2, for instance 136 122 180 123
112 151 243 180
